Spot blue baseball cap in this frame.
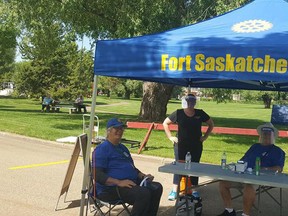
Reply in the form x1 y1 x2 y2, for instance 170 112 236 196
106 118 126 129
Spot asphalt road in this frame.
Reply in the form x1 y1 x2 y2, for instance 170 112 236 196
0 132 287 216
0 132 175 216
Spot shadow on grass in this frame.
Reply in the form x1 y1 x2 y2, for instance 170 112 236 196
95 101 109 105
0 108 45 113
2 106 285 131
52 123 82 130
0 105 15 109
0 96 26 99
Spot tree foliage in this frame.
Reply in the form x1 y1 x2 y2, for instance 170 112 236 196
13 46 93 100
14 27 93 99
6 0 251 118
0 1 18 81
5 0 94 99
97 77 143 99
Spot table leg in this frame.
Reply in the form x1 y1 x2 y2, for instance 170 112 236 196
280 188 282 216
257 185 261 216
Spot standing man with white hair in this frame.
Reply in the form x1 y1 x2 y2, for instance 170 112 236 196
217 122 285 216
163 93 214 200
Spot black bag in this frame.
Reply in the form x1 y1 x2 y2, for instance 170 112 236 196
192 196 202 216
176 195 203 216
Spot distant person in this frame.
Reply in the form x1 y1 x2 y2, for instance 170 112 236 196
92 118 163 216
163 93 214 201
41 94 53 112
74 95 87 113
217 123 285 216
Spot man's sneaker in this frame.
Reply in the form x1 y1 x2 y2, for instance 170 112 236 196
217 209 236 216
168 191 177 201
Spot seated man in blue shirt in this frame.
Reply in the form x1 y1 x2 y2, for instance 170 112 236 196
92 118 163 216
41 94 53 112
217 123 285 216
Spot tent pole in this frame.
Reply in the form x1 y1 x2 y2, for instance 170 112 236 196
79 74 98 216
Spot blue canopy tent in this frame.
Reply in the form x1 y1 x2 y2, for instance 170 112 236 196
93 0 288 91
80 0 288 214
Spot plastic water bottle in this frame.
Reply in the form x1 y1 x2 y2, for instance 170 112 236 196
221 152 227 169
185 152 191 169
255 157 261 176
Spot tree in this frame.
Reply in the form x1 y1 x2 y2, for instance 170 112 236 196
11 0 250 119
115 79 143 99
98 77 143 99
0 1 18 81
262 93 272 108
14 26 93 99
5 0 94 99
211 89 233 103
139 83 174 121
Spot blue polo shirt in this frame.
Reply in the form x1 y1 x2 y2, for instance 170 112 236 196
92 140 138 194
241 143 285 169
43 97 52 105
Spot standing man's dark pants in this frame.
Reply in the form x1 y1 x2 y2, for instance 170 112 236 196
42 104 50 112
98 182 163 216
74 103 87 113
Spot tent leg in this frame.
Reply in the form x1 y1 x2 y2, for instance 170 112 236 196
79 75 98 216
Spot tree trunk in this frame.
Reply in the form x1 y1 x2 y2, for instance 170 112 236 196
124 87 131 99
262 93 272 109
139 82 174 122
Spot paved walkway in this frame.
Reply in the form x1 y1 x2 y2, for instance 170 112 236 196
0 132 287 216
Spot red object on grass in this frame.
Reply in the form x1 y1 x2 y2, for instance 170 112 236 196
126 122 288 137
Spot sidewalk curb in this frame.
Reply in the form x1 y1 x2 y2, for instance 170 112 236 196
0 131 174 162
0 131 74 149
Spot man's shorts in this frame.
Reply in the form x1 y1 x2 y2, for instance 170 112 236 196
229 181 258 190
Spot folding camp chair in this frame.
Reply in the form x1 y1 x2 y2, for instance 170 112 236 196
232 185 283 216
87 192 131 216
256 186 283 216
86 164 131 216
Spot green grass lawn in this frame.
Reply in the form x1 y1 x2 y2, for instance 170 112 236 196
1 96 288 172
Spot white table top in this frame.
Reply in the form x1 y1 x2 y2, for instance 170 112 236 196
158 162 288 189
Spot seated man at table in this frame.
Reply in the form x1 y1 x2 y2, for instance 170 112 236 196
41 94 53 112
92 118 163 216
217 122 285 216
74 95 87 113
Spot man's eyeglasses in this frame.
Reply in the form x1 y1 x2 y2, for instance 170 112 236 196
112 126 125 131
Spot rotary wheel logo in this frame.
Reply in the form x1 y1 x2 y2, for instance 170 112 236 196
232 19 273 33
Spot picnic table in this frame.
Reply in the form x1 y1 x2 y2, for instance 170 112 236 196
52 104 77 114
